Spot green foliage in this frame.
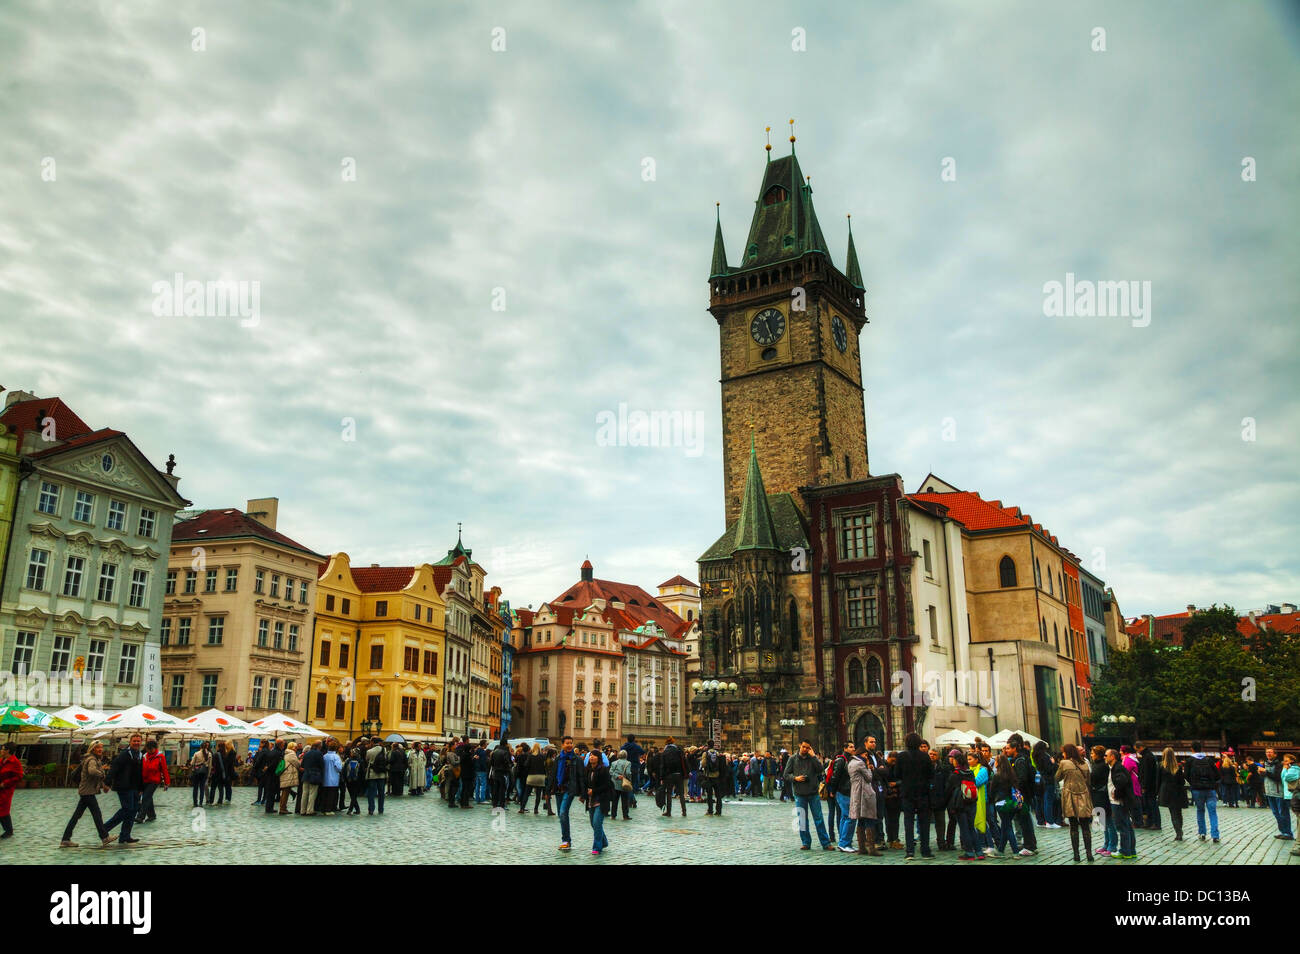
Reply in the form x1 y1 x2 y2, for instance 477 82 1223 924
1179 604 1241 650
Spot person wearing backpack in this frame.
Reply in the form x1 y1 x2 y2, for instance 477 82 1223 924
829 742 858 852
1008 735 1039 854
343 744 365 815
945 748 979 860
365 739 389 815
1106 748 1140 859
701 743 725 816
1185 741 1221 842
659 737 687 818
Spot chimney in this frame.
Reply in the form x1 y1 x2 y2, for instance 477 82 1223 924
1185 604 1195 614
4 389 36 409
245 497 279 530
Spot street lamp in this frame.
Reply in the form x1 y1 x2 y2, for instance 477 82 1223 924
779 717 806 755
361 719 373 737
692 679 738 746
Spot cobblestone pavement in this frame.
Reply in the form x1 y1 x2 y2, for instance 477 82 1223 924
3 788 1296 865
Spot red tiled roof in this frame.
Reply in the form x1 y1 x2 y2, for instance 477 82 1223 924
658 574 698 589
516 608 535 626
29 427 125 458
431 566 454 595
553 577 685 634
350 566 417 593
173 508 323 559
1239 612 1300 637
908 491 1031 532
0 396 92 447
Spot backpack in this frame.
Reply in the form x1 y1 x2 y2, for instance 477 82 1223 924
961 778 978 803
372 748 389 775
704 750 721 779
345 758 361 782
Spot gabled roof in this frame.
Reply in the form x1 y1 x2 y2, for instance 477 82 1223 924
551 578 684 635
907 490 1061 544
658 574 698 589
350 566 417 593
173 508 323 559
740 153 829 270
0 396 92 448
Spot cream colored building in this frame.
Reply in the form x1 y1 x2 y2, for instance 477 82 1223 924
656 575 702 681
161 498 323 722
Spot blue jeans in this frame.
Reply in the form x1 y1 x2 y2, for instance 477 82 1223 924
994 805 1020 852
366 778 385 814
688 771 701 799
983 801 1000 849
955 804 977 854
1192 789 1219 838
1267 795 1293 836
1112 801 1136 855
558 792 575 844
590 803 608 852
835 792 855 848
825 794 841 833
794 794 831 848
475 771 488 802
1042 783 1062 825
104 790 140 841
1103 809 1118 852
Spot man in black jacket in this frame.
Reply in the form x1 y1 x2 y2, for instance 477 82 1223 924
1135 742 1161 830
103 734 144 845
862 735 887 845
895 732 934 859
300 742 325 815
659 737 687 818
829 742 857 851
1107 749 1141 858
1185 742 1221 842
1008 734 1038 853
489 741 512 808
251 740 276 806
264 739 286 814
701 742 725 816
387 743 408 798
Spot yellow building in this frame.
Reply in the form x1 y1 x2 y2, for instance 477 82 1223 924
311 553 447 741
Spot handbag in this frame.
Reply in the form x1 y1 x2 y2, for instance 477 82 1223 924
619 774 633 792
526 773 546 787
275 759 286 776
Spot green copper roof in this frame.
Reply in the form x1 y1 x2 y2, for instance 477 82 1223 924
732 436 779 552
435 530 472 566
845 216 864 289
740 153 828 269
710 205 729 277
698 493 810 563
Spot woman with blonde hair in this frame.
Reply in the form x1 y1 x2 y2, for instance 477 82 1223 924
190 741 212 807
277 742 301 815
519 742 548 815
1157 746 1187 840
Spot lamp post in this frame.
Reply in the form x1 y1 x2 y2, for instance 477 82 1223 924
691 679 739 746
1101 714 1136 744
779 717 806 755
361 719 373 738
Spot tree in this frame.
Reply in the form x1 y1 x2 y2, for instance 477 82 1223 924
1179 604 1240 650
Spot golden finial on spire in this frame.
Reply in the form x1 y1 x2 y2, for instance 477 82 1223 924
765 126 772 154
789 118 796 145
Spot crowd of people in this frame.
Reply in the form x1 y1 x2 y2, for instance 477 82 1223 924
5 729 1297 860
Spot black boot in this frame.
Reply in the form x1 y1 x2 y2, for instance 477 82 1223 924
1082 822 1093 862
1070 824 1081 862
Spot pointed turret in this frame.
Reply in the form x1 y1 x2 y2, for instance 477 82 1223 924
740 151 828 269
710 203 729 278
733 432 780 552
845 214 864 290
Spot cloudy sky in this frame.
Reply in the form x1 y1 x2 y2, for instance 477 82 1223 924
2 1 1297 617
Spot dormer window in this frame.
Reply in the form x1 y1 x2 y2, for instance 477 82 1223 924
763 185 788 206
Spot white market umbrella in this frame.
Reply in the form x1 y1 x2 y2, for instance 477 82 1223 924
175 708 257 737
246 713 326 738
77 703 193 737
935 729 980 747
985 728 1043 749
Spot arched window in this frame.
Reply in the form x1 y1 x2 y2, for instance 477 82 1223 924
1040 618 1047 641
1053 622 1059 651
998 556 1017 588
763 184 788 206
758 585 772 648
788 598 799 651
687 609 693 621
866 657 884 694
847 657 864 695
1047 573 1053 596
742 589 755 647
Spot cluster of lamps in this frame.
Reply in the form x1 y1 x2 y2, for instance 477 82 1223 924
1100 714 1136 724
360 718 385 736
691 679 738 693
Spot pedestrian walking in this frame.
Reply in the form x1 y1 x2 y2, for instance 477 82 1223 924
659 737 687 818
610 749 634 820
1055 743 1094 862
1157 746 1186 841
555 736 583 851
0 741 22 839
343 742 365 815
189 741 212 807
136 739 170 824
1185 741 1221 843
785 740 834 852
701 742 726 816
103 734 145 845
60 741 117 848
585 750 611 855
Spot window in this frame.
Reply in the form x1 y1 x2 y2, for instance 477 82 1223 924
540 709 548 731
574 709 584 730
999 556 1017 588
38 481 60 515
425 606 432 623
268 678 279 709
845 584 878 628
1035 560 1042 588
252 676 263 709
299 581 309 604
96 562 118 602
11 631 37 674
540 677 548 694
922 539 933 575
207 617 224 645
366 695 381 720
1053 622 1059 652
412 604 420 621
316 692 327 718
225 567 238 592
270 575 280 598
288 625 299 652
283 680 294 710
25 548 49 590
198 673 217 707
273 621 284 649
576 678 584 693
421 698 435 722
160 618 171 646
838 511 874 560
401 696 417 720
591 709 600 730
184 570 197 594
87 639 107 679
370 645 383 669
254 570 265 594
138 508 157 538
319 640 331 667
541 655 549 669
51 635 73 674
1048 572 1053 596
257 619 268 647
283 577 294 600
866 656 884 694
341 598 351 614
375 600 388 617
170 674 186 709
335 695 346 720
404 646 419 671
74 490 95 523
63 556 85 597
166 570 177 595
423 650 437 675
205 569 217 593
129 569 148 608
118 644 138 684
928 605 939 642
325 594 336 611
177 618 192 645
847 657 864 694
1040 618 1047 641
107 499 126 532
338 642 350 669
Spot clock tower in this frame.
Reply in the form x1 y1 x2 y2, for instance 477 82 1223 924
709 141 869 526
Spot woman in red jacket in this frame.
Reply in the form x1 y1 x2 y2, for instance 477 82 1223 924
0 741 24 838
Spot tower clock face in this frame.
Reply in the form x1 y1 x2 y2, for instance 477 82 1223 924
831 314 848 353
750 308 785 345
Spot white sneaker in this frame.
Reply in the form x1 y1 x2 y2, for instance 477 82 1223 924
1050 823 1063 829
838 845 856 853
984 847 998 856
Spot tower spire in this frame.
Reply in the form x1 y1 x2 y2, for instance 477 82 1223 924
710 202 729 278
734 426 779 552
845 213 864 290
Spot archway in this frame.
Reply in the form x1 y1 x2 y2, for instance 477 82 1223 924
853 710 886 753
